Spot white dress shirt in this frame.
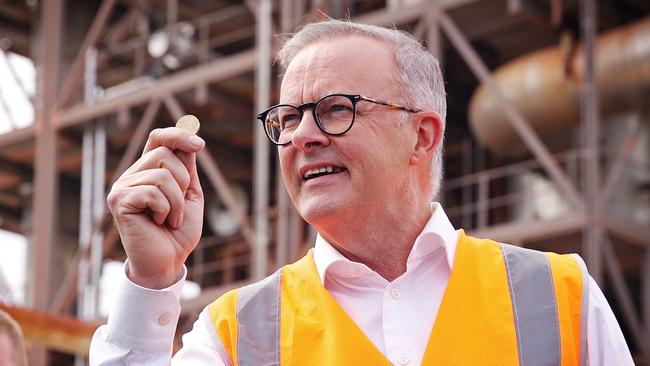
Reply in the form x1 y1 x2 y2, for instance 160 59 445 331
90 204 634 365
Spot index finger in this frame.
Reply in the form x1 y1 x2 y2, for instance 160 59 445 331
143 127 205 156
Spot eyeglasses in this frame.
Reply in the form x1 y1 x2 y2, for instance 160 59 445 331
256 93 421 145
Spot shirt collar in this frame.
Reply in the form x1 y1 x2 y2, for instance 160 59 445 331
313 202 459 284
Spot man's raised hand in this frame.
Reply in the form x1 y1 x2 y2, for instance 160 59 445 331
107 127 205 289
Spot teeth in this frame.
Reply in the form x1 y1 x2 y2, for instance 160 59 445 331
304 166 342 179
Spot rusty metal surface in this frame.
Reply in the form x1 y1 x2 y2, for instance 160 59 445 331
0 303 99 356
470 17 650 157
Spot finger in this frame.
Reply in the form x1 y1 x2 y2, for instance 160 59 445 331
174 151 203 227
110 185 171 226
125 146 192 194
120 169 185 228
143 127 205 156
175 150 201 196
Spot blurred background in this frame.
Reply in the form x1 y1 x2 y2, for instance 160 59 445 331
0 0 648 364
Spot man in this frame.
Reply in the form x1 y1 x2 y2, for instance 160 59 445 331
90 20 632 365
0 310 27 366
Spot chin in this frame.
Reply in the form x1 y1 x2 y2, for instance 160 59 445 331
296 195 350 229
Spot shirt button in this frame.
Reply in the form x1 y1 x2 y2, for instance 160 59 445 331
158 312 172 326
390 288 400 299
398 356 410 365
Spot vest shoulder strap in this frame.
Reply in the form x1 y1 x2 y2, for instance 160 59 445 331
499 242 589 366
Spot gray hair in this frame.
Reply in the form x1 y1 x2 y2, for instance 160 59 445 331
277 19 446 200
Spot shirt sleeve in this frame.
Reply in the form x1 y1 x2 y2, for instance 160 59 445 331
89 262 226 366
586 275 635 366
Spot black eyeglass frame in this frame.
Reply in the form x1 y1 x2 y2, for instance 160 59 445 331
256 93 422 146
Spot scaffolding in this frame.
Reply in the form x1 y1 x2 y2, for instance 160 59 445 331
0 0 648 364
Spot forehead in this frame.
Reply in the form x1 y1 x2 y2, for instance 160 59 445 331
279 36 401 103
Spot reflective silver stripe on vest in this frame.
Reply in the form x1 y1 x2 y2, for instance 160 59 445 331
500 244 561 366
572 254 590 366
236 270 282 366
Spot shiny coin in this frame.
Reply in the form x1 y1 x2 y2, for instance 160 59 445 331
175 115 200 134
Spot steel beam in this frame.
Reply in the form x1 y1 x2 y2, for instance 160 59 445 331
58 0 116 108
602 236 646 353
600 122 640 208
253 0 272 280
31 0 62 311
0 85 17 130
437 10 584 212
0 49 34 104
580 0 603 283
58 49 256 130
112 99 162 182
162 94 256 247
602 216 650 248
0 43 256 151
29 2 63 365
355 0 479 27
52 100 161 313
426 1 442 59
0 303 98 356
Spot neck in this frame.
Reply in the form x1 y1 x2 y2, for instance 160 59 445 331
319 200 432 282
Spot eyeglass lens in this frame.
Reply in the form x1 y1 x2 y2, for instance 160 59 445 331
263 95 355 144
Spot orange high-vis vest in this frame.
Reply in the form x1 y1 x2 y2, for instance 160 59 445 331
207 231 589 366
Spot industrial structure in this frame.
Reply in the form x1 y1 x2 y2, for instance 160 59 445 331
0 0 648 364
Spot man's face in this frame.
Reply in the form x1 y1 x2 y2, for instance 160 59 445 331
278 36 417 232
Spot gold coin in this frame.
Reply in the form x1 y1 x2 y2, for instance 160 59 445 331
175 115 200 134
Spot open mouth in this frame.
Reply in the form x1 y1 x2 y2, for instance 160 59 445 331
303 166 347 181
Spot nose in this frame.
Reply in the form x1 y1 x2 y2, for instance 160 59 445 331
290 108 330 152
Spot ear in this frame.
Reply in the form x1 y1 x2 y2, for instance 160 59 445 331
410 112 444 166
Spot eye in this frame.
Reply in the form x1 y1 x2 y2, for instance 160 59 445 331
318 96 354 118
328 104 352 113
279 111 301 129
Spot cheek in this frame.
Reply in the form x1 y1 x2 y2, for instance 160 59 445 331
278 150 295 186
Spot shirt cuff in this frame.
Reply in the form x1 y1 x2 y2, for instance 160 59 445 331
105 260 187 352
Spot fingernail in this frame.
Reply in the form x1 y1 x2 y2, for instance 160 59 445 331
188 135 204 148
176 213 184 228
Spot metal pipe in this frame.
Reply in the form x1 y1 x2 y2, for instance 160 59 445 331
470 17 650 157
581 0 603 284
253 0 272 280
438 10 584 211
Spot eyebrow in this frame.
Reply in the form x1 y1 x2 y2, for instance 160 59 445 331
280 90 356 105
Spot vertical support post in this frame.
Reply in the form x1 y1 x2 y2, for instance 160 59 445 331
276 160 290 268
253 0 272 280
281 0 293 32
90 121 106 315
289 206 303 262
295 0 305 27
77 46 100 366
277 0 293 269
30 1 63 365
167 0 178 27
426 2 441 60
580 0 602 283
77 126 93 317
477 174 488 229
461 139 473 228
602 236 646 352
